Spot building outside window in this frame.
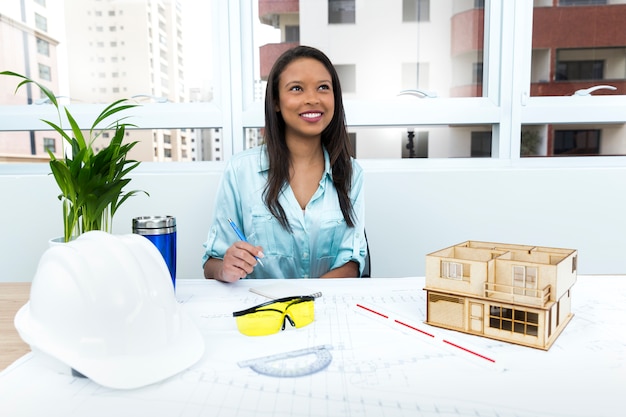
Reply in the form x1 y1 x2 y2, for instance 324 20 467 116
285 25 299 42
555 60 603 81
553 129 601 155
37 64 51 81
43 138 55 153
36 38 50 56
402 0 430 22
554 47 619 81
34 13 47 31
471 132 492 157
328 0 355 24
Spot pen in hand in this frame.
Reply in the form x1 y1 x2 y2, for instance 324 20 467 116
227 218 264 267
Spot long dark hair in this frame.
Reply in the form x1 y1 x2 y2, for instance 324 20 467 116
263 45 355 231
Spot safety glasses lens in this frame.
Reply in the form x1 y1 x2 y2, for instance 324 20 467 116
233 297 315 336
287 300 314 328
235 310 284 336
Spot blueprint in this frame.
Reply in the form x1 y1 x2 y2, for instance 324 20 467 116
0 277 624 417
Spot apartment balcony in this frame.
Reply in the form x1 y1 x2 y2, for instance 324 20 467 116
257 0 300 80
259 42 299 80
531 80 626 96
258 0 299 26
533 4 626 48
484 282 551 308
450 8 484 57
451 4 626 57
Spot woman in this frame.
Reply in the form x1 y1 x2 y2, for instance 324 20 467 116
202 46 366 281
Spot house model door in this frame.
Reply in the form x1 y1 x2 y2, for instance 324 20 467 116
469 302 484 333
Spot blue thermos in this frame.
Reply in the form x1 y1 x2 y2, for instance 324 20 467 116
132 216 177 288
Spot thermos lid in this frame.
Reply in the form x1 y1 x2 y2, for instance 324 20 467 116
132 215 176 229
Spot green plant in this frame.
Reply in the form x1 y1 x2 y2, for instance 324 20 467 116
1 70 148 242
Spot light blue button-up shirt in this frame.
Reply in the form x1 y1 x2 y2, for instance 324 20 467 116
202 145 367 278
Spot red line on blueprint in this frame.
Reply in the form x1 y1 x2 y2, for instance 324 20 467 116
356 304 389 319
394 320 435 338
443 339 496 363
355 303 496 365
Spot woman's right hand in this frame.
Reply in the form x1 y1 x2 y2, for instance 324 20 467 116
218 241 265 282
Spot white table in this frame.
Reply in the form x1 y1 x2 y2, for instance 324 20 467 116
0 276 624 417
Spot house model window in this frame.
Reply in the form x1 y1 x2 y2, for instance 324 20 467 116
425 241 577 350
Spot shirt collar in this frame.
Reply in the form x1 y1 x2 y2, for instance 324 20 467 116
322 147 332 179
259 145 269 173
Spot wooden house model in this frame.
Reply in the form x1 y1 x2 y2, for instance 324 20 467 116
424 241 578 350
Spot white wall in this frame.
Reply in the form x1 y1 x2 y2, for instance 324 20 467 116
0 163 223 282
2 161 626 282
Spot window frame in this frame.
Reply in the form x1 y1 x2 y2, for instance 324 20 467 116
2 0 626 175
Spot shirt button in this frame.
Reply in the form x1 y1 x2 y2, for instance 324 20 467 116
302 252 309 259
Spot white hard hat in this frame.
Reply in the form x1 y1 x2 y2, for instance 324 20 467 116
14 231 205 389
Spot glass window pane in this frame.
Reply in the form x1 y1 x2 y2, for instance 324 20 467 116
2 0 492 164
340 126 494 159
531 2 625 97
259 1 485 100
0 127 221 162
253 1 488 159
1 1 215 104
501 319 512 331
35 13 47 31
1 0 217 164
489 317 501 328
37 38 50 56
521 123 626 157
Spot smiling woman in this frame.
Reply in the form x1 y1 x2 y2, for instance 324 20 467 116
202 46 368 282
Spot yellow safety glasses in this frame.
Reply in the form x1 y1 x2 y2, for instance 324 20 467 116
233 295 315 336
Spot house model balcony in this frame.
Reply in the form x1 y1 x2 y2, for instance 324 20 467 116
424 241 578 350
